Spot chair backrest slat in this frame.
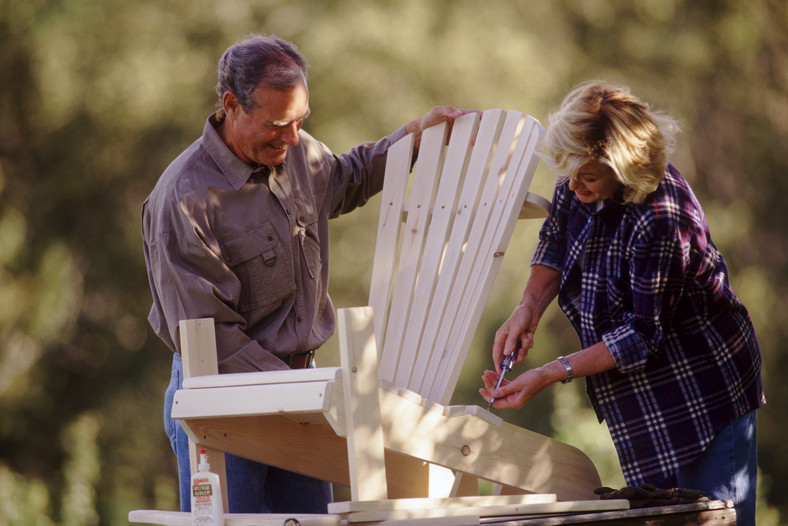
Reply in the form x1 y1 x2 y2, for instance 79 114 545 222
428 116 545 403
392 114 479 388
371 110 546 404
418 111 533 402
368 133 413 357
405 110 506 394
377 122 447 379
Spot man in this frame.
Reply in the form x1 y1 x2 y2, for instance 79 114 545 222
142 33 472 514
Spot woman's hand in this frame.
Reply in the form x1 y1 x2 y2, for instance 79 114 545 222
479 367 552 409
492 304 538 373
491 266 561 373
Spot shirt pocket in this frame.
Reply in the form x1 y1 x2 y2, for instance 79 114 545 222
297 215 323 280
222 223 295 313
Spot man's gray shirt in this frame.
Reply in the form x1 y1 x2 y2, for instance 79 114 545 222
143 112 406 373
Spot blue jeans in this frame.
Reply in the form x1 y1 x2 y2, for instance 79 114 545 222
164 353 333 513
644 410 758 526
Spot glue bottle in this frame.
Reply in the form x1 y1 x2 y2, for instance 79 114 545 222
191 449 224 526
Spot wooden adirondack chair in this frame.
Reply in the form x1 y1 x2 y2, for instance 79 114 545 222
131 110 617 525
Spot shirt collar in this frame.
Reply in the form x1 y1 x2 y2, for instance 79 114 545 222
574 185 627 215
202 112 269 191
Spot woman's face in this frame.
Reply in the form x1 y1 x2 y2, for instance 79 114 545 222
569 160 622 203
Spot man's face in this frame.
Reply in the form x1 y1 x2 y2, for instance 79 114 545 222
221 82 310 167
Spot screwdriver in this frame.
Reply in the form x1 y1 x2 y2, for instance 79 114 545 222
487 338 522 410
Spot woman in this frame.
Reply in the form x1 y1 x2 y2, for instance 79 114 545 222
480 81 764 525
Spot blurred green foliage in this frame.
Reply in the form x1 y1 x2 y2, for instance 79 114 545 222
0 0 786 524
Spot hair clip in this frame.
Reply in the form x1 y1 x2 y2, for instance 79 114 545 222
586 139 608 159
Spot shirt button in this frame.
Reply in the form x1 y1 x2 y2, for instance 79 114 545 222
296 316 302 323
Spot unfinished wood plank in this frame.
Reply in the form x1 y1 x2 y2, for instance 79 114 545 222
450 472 481 498
338 307 388 501
429 115 545 403
365 516 480 526
129 510 341 526
502 500 735 526
178 414 429 498
442 405 468 418
328 493 556 514
376 387 601 501
338 499 627 523
408 109 506 396
394 112 479 388
172 381 334 419
369 133 413 351
180 318 219 378
379 122 447 383
396 387 423 405
182 367 341 389
462 405 503 427
435 117 546 402
419 111 526 403
180 414 349 484
425 112 532 402
178 318 229 513
519 191 551 219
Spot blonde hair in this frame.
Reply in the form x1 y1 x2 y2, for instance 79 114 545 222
541 81 680 204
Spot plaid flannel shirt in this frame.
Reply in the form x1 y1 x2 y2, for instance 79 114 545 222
531 164 764 484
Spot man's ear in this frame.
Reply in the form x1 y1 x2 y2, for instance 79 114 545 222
222 91 240 116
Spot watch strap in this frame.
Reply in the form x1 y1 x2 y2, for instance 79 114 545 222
557 355 574 384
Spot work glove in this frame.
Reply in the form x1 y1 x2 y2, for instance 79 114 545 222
594 483 709 509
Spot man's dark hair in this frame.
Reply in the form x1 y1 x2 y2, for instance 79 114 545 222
216 34 308 112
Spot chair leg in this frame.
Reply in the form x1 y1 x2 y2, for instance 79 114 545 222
337 307 388 502
450 472 480 497
180 319 230 513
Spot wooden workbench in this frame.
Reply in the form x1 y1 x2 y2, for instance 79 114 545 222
130 500 734 525
482 500 735 525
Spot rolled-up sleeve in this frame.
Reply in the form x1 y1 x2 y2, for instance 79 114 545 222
603 210 687 372
531 182 569 272
325 127 408 218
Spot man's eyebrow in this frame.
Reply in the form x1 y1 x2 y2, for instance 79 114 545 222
268 108 311 127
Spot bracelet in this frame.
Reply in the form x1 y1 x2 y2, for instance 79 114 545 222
557 355 574 384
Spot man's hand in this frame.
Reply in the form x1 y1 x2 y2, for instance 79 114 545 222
405 106 481 149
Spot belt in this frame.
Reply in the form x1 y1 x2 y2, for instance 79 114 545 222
287 350 315 369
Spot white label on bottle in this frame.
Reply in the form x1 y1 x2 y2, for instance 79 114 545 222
193 484 213 497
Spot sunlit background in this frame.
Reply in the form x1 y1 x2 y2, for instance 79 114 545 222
1 1 786 524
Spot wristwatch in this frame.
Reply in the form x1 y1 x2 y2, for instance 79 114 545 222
557 355 574 384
